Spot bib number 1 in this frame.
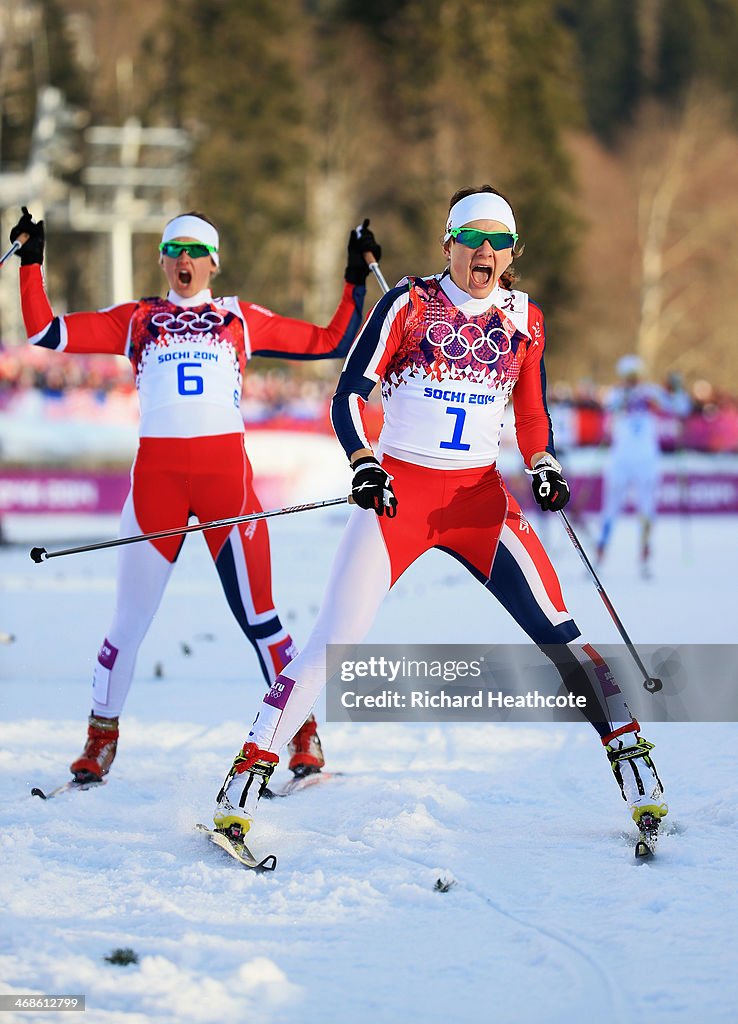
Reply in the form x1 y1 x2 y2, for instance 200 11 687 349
439 406 471 451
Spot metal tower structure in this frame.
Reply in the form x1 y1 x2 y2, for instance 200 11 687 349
0 86 190 342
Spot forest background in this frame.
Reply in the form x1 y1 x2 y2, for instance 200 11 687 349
2 0 738 389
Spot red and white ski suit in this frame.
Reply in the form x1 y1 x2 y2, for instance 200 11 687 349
245 272 635 753
20 265 366 715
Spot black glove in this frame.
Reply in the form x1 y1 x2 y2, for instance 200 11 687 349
10 206 45 265
351 456 397 517
345 217 382 286
527 454 570 512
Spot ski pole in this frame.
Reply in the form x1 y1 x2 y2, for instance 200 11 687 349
30 495 350 563
357 219 392 296
0 240 22 267
364 255 391 295
366 260 391 295
558 509 663 693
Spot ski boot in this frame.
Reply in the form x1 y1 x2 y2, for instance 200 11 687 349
69 713 119 783
213 742 279 839
604 723 668 857
287 713 325 778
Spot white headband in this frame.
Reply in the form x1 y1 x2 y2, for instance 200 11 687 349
444 193 516 241
161 215 220 266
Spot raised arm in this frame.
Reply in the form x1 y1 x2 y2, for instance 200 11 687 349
243 283 365 361
12 207 135 356
247 220 383 361
20 266 135 355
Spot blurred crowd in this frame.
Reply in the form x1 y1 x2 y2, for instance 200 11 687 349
546 377 738 453
2 345 738 453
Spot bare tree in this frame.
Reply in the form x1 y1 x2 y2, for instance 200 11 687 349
564 84 738 390
630 86 738 383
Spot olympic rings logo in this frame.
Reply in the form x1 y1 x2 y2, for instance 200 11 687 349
150 310 225 333
425 320 512 364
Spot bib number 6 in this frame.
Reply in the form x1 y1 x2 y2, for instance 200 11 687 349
177 361 204 396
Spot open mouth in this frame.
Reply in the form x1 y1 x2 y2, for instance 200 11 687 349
178 269 192 287
471 264 493 288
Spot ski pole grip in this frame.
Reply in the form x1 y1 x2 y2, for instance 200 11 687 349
363 256 390 295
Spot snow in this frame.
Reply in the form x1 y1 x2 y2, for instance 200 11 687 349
1 509 737 1024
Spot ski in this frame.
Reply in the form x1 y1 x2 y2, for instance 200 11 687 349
263 770 344 800
31 779 108 800
634 812 661 861
195 823 277 872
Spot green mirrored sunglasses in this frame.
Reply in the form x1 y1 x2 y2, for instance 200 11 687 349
159 241 217 259
449 228 518 250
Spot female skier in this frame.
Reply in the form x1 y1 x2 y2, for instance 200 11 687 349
11 206 381 783
213 187 668 847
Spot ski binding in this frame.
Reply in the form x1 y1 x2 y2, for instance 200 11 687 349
195 823 277 872
634 811 661 860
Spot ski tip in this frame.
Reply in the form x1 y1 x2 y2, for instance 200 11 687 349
265 770 343 799
634 840 655 861
257 854 277 872
31 778 106 800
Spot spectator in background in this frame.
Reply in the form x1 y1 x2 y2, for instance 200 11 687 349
659 372 690 453
596 355 691 578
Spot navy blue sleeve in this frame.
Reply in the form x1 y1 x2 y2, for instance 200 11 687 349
330 284 408 459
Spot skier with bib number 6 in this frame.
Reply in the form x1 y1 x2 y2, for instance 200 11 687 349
11 206 381 785
214 186 668 855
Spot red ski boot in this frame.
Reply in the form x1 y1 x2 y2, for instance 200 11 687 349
287 714 325 777
69 713 119 782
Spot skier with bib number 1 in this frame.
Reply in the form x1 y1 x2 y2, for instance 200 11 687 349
214 186 668 859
